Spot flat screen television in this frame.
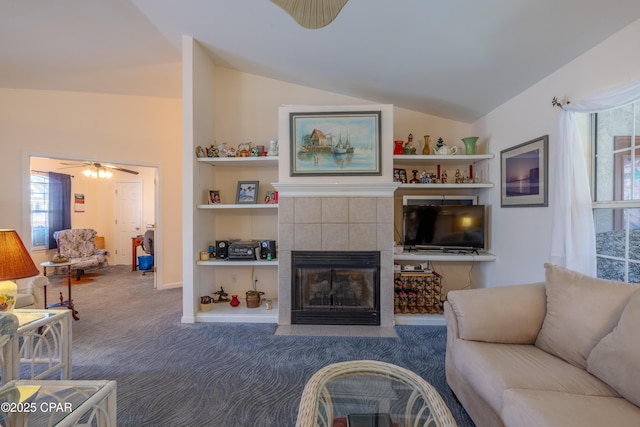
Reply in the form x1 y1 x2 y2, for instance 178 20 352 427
402 204 486 250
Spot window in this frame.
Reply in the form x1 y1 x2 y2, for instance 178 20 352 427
31 172 49 249
592 102 640 283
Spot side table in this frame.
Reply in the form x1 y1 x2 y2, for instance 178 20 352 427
0 380 116 427
40 261 79 321
4 309 73 383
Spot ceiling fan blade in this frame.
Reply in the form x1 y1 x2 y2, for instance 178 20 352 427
59 162 90 166
103 164 139 175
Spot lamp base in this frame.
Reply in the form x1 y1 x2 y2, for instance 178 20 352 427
0 280 18 312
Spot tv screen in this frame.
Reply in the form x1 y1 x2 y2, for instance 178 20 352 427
403 204 485 249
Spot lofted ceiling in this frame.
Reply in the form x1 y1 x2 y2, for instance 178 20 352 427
2 0 640 123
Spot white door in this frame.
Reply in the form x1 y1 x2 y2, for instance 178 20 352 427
114 182 142 266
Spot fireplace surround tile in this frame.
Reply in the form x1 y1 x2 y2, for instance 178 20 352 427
321 223 349 250
294 223 322 249
294 197 321 223
321 197 349 223
278 196 294 223
349 197 377 223
349 223 378 250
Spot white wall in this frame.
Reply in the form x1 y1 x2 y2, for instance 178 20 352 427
0 88 182 289
473 18 640 286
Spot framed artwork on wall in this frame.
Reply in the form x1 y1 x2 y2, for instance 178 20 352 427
236 181 259 204
289 110 382 176
500 135 549 207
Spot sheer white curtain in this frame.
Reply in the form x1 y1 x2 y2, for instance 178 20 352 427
550 80 640 276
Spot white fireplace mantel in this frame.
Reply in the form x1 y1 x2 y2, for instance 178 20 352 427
272 182 400 197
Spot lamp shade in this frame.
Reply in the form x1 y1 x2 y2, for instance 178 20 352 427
0 230 39 281
271 0 349 29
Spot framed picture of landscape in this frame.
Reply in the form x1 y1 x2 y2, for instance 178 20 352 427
501 135 549 207
289 110 381 176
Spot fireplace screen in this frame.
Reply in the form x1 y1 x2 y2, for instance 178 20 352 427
292 251 380 325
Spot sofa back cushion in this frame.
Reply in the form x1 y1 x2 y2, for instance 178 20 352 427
54 229 97 258
535 263 636 368
587 289 640 407
448 283 546 344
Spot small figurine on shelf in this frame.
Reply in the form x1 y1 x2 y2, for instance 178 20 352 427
455 169 462 184
410 170 420 184
213 287 229 302
441 170 448 183
229 294 240 307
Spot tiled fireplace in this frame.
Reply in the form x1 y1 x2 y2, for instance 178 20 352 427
274 184 397 327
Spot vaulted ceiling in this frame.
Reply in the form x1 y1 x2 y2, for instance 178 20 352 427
2 0 640 123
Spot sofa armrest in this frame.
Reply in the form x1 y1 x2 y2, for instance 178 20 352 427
447 283 546 344
15 275 48 309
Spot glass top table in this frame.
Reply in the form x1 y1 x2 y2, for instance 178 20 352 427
295 360 457 427
0 380 116 427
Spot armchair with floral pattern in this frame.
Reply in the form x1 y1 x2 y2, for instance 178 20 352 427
52 228 109 280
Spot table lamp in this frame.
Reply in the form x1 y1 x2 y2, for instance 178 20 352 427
0 230 39 312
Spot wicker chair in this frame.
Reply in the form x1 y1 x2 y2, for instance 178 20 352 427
295 360 457 427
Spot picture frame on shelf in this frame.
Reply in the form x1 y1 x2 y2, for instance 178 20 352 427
236 181 259 204
207 189 221 204
500 135 548 207
289 110 382 176
264 190 278 204
393 168 407 183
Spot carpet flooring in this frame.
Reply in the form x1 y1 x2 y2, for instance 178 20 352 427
45 265 475 427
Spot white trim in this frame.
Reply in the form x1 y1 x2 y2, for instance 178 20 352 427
272 182 400 197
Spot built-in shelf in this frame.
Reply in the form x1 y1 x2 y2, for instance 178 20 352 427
197 157 278 166
397 183 494 189
393 154 494 164
394 313 445 326
195 300 279 323
394 252 497 262
197 259 279 266
197 203 278 209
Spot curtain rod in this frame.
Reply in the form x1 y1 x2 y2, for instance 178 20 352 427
31 169 74 178
552 96 570 109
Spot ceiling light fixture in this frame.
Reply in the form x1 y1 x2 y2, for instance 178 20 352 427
271 0 349 29
82 166 112 179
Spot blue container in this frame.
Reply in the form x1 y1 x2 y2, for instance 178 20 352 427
138 255 154 271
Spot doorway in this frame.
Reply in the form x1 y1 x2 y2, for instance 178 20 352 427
28 155 159 287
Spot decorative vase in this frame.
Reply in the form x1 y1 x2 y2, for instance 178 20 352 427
393 140 404 155
462 136 479 155
422 135 430 155
229 294 240 307
267 140 279 156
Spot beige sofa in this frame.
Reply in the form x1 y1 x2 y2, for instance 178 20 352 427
445 263 640 427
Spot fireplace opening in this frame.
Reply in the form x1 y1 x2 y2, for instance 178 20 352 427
291 251 380 325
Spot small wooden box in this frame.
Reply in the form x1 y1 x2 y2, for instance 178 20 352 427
393 271 444 314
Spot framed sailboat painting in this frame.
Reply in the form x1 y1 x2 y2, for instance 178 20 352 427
289 111 382 176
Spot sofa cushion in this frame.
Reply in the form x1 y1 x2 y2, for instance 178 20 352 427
535 263 636 368
450 339 618 414
587 289 640 407
502 389 640 427
447 283 546 344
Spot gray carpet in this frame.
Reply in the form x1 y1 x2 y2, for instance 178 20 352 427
46 265 474 427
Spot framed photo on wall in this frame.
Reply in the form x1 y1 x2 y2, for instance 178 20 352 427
500 135 549 207
236 181 259 204
289 110 382 176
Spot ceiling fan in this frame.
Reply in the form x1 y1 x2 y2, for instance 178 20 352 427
58 161 139 178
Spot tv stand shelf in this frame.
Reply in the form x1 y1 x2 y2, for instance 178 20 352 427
394 252 497 262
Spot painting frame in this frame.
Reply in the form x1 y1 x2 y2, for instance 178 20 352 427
500 135 549 207
207 189 221 204
289 110 382 176
235 181 259 204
